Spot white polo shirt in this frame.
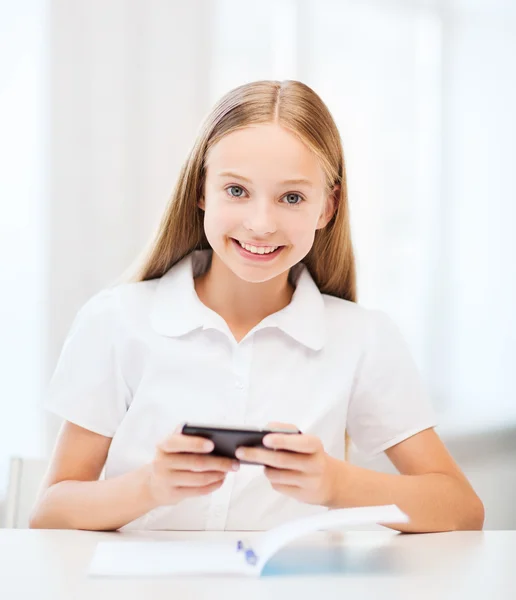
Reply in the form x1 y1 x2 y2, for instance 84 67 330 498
45 249 437 531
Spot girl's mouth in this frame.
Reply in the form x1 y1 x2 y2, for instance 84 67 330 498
230 238 285 262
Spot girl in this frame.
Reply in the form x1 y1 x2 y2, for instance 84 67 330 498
30 80 484 533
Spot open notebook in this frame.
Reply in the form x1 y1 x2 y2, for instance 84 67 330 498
88 504 408 577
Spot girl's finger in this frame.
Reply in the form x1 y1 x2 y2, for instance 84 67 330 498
264 466 304 486
236 446 314 472
176 479 225 498
164 453 239 473
158 434 214 454
263 433 320 454
267 483 300 498
171 470 226 487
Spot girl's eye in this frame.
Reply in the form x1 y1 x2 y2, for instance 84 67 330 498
225 186 304 205
226 185 247 198
282 193 303 205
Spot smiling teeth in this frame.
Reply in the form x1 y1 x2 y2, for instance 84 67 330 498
238 241 279 254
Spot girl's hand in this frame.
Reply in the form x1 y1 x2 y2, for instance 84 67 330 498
236 422 343 507
143 426 240 508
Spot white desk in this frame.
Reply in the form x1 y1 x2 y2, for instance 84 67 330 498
0 528 513 600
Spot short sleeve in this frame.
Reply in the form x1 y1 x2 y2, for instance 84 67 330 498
44 288 130 437
346 309 438 459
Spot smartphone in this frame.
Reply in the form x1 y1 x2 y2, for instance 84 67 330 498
181 423 302 465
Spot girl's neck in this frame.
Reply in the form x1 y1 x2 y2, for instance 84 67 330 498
193 252 295 337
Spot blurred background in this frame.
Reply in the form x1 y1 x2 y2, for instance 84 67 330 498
0 0 515 529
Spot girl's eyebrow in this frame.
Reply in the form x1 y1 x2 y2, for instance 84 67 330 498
217 171 314 188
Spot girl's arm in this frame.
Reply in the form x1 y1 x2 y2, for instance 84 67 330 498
29 420 237 531
28 421 158 531
237 427 485 533
329 428 485 532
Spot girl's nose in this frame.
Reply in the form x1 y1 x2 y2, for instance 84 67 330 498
243 201 277 235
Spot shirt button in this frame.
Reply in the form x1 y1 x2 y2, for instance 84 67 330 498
235 381 244 390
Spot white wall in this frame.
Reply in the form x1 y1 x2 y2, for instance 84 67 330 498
441 2 516 433
0 0 47 514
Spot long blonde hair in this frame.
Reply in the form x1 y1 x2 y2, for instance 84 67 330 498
124 80 356 459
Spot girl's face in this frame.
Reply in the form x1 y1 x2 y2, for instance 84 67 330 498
200 123 337 284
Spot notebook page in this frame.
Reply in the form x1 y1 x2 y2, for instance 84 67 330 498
89 540 250 577
88 505 408 577
254 504 409 573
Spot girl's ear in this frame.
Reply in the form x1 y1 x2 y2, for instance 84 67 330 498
197 196 205 211
316 184 340 229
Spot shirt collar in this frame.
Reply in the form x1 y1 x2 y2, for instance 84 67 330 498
149 249 326 351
